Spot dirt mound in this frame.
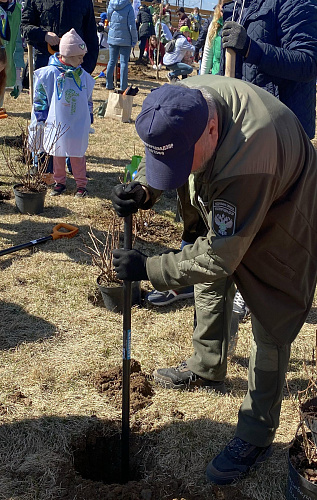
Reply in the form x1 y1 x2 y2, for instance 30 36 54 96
129 64 149 79
93 359 154 412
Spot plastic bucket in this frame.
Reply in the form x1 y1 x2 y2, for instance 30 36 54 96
286 433 317 499
13 184 46 215
97 278 141 314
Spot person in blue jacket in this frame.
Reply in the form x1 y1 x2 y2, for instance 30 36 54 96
221 0 317 329
221 0 317 140
106 0 138 92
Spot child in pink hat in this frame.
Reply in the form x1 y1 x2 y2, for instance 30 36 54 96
29 28 95 197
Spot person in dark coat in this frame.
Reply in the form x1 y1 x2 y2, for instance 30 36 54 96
136 4 154 64
220 0 317 330
176 7 191 31
21 0 99 74
221 0 317 139
193 16 211 63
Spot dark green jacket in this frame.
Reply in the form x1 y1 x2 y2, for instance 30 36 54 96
135 74 317 346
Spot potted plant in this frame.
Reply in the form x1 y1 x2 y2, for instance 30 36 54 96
286 333 317 499
2 123 66 215
83 213 141 313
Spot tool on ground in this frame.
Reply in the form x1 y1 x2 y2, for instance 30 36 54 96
27 44 34 106
0 223 78 257
0 106 7 119
122 213 132 483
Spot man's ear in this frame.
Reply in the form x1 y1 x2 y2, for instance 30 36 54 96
208 117 218 145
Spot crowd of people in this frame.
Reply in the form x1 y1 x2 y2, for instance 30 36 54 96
100 0 203 83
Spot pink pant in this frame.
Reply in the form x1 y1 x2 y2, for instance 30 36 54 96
53 156 87 189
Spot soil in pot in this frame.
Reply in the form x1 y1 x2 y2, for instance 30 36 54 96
287 432 317 499
97 276 141 313
13 183 47 215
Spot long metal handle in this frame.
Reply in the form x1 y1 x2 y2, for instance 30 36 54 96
0 235 52 256
122 214 132 483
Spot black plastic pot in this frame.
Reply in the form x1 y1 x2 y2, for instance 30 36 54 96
286 433 317 499
13 184 46 215
97 277 141 313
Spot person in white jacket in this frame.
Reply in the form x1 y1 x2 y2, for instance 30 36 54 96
163 29 194 81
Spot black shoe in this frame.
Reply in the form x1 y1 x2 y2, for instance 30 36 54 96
50 183 66 196
153 361 226 393
124 85 139 96
206 437 273 485
75 187 88 198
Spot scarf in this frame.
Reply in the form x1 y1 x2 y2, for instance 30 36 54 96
49 54 83 100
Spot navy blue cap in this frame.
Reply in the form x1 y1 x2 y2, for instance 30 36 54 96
135 84 209 190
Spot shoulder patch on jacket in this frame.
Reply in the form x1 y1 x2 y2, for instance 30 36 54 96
212 199 236 237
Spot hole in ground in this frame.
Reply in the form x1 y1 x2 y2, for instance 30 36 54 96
72 425 149 485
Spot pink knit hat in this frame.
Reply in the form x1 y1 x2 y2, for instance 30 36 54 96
59 28 87 57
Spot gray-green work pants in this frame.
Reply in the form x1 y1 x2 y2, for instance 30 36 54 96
187 278 291 448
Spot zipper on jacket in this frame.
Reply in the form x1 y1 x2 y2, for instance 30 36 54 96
197 195 211 231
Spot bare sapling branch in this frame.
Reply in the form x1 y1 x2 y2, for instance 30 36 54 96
82 212 123 286
2 122 68 192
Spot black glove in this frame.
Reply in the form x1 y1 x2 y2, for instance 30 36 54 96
222 21 250 57
111 181 147 217
112 249 148 281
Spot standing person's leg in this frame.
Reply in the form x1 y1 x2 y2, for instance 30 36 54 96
153 277 235 393
206 314 291 484
119 46 132 91
139 36 147 60
106 44 120 90
51 156 66 195
70 156 88 197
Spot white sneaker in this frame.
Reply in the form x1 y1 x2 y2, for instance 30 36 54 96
233 290 250 320
152 64 157 70
158 64 162 70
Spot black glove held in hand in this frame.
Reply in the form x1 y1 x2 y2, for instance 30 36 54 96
112 249 148 281
222 21 250 57
111 181 147 217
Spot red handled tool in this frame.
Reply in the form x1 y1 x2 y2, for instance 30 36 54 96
0 223 78 257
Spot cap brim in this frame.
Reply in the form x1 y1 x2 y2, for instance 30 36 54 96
145 145 194 190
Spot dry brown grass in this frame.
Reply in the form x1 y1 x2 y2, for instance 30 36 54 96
0 61 316 499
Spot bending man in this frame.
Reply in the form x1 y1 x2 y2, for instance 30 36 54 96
111 76 317 484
